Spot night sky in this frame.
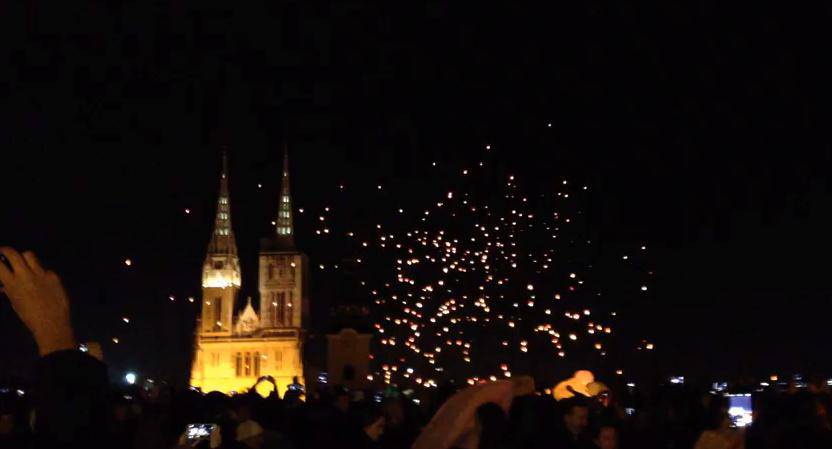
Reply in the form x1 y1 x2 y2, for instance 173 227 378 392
2 2 831 385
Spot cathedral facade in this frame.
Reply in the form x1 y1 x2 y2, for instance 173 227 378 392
189 150 308 395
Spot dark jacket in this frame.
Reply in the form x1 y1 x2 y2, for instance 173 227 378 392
31 350 110 449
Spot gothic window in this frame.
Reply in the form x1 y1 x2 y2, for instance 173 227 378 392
235 352 242 376
244 352 251 376
276 292 286 324
274 351 283 370
220 197 228 205
288 291 294 326
268 264 274 280
213 298 222 331
269 293 277 326
219 212 228 220
276 258 286 277
214 261 223 269
254 352 261 377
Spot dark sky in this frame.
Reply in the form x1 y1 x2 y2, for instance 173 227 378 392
2 2 831 385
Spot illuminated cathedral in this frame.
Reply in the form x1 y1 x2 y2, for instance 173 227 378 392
189 149 308 395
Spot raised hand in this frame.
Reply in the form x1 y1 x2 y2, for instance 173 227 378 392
0 247 76 356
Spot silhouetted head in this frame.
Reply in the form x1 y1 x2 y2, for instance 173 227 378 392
592 424 619 449
561 396 590 438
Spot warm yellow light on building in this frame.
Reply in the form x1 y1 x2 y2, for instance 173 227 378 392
202 272 242 288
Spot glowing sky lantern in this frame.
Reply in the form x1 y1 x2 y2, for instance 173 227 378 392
289 143 656 387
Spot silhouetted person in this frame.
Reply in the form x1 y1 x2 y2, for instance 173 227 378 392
591 424 619 449
378 398 420 449
0 403 27 449
693 396 744 449
283 377 304 405
476 402 510 449
553 396 594 449
0 247 111 449
344 404 385 449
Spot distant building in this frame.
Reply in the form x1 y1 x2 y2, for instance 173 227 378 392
190 149 308 395
326 328 372 389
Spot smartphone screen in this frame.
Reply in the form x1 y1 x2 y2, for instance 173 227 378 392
726 394 753 427
186 423 216 443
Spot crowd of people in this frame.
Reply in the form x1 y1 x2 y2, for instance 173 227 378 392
3 368 832 449
2 248 832 449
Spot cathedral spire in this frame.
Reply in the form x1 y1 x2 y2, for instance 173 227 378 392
207 147 238 257
274 144 295 248
200 148 240 336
